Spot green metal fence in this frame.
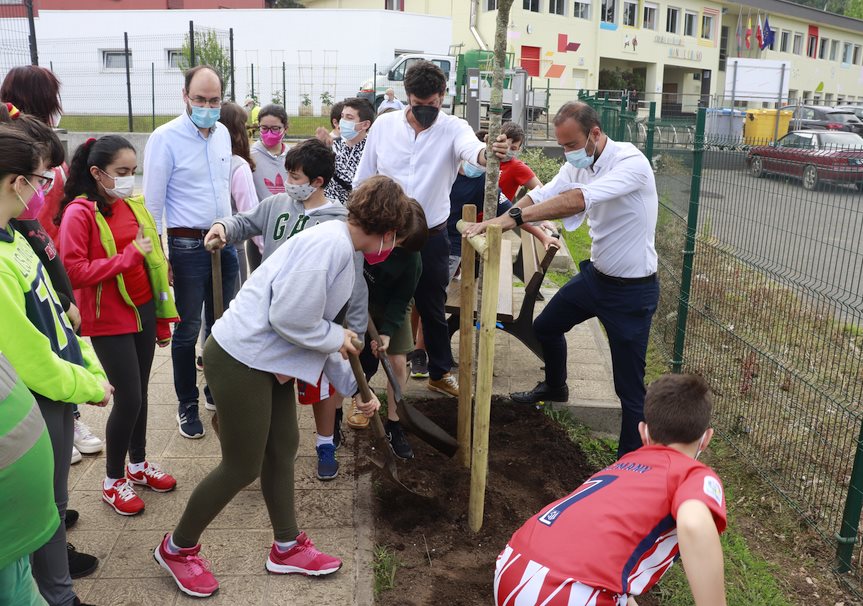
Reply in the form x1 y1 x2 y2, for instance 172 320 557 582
639 106 863 589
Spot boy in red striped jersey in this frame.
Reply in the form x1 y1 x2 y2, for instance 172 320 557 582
495 373 726 606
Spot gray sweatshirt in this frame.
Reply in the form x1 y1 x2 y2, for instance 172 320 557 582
211 219 357 395
250 140 288 202
214 194 368 338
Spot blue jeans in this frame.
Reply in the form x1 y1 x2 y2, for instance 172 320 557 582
533 260 659 458
168 237 239 409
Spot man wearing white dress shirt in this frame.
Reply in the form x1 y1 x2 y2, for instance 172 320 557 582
354 60 508 398
144 65 239 440
464 101 659 458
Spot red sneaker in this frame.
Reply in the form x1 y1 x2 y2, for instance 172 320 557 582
126 462 177 492
102 478 145 516
265 532 342 576
153 533 219 598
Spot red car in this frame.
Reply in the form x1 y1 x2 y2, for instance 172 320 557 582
747 130 863 191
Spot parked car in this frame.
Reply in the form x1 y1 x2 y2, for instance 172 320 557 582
747 130 863 190
787 105 863 135
834 105 863 121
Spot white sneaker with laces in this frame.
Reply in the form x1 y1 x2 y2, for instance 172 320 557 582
70 446 82 465
74 419 104 454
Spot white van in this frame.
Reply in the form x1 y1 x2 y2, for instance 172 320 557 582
359 53 457 111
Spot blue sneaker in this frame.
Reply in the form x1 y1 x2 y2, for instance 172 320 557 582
177 404 204 439
316 444 339 481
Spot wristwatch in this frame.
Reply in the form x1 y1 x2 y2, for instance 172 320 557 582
508 207 524 226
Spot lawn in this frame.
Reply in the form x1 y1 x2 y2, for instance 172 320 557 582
60 114 332 138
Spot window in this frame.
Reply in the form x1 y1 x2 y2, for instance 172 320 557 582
683 10 697 37
719 25 728 70
808 34 818 58
601 0 616 23
486 0 498 9
573 0 590 19
166 49 182 69
795 33 805 56
819 37 829 59
622 0 638 26
831 39 839 61
549 0 565 15
666 7 679 34
432 59 451 79
780 30 790 53
102 50 131 70
523 0 540 12
701 14 714 40
642 2 657 30
844 42 853 63
854 44 862 65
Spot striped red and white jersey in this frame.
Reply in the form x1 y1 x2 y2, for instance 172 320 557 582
496 445 726 603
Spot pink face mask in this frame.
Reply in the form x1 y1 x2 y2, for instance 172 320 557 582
17 182 45 221
363 232 397 265
260 129 283 148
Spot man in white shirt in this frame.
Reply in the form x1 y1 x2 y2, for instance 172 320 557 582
144 65 239 440
377 88 404 113
464 101 659 458
354 60 507 397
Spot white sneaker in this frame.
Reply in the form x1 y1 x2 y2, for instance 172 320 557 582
74 419 104 454
71 446 82 465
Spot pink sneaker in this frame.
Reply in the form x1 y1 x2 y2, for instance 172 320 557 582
265 531 342 576
153 533 219 598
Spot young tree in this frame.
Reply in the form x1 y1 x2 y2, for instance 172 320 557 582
179 30 230 88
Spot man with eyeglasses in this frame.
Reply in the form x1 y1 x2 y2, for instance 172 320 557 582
144 65 239 440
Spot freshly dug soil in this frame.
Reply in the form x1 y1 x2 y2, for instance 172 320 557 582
363 397 594 606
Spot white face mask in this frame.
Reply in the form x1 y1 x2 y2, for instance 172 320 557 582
50 111 62 128
100 170 134 199
285 182 316 201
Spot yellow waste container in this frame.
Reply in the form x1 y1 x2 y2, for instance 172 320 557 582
743 109 793 145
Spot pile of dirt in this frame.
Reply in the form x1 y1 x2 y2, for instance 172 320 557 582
362 397 594 606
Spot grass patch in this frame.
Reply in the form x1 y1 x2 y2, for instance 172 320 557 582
542 405 618 469
373 544 400 595
60 114 331 137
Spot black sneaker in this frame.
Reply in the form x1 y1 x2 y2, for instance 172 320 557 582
510 382 569 405
409 349 429 379
67 543 98 579
65 509 79 530
196 355 204 371
333 408 345 450
385 420 414 460
177 403 205 439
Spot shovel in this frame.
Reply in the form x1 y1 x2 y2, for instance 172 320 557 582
367 319 458 458
205 239 223 436
347 339 420 496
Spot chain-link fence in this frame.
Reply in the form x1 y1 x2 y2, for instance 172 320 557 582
631 104 863 591
39 23 231 133
0 1 34 79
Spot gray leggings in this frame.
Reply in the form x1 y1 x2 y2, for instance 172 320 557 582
31 399 75 606
173 336 300 547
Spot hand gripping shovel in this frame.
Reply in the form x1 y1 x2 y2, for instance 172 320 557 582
367 319 458 458
346 340 420 496
205 239 223 436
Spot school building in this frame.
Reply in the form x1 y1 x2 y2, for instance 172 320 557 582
304 0 863 117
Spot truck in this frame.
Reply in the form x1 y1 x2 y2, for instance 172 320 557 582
358 50 547 121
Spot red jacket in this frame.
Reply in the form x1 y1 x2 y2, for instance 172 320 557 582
59 198 170 340
37 164 67 244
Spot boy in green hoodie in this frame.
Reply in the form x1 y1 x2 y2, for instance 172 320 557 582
0 128 112 606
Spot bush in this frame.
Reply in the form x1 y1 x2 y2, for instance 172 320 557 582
520 146 563 185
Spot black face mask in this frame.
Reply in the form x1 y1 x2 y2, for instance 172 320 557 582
411 105 439 129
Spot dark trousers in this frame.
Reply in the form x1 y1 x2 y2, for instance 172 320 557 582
168 237 239 410
414 229 452 380
534 260 659 458
91 299 157 479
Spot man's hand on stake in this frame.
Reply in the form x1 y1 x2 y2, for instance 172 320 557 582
491 134 509 161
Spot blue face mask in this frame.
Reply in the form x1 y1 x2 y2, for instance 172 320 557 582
565 135 597 169
462 162 486 179
339 118 360 141
189 105 220 129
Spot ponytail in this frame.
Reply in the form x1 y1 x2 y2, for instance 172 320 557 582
57 135 135 225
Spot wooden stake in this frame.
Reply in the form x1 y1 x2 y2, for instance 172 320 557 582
455 219 489 259
457 205 478 469
468 224 502 533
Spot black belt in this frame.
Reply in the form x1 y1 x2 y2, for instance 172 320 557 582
166 227 208 239
594 267 656 286
428 222 447 235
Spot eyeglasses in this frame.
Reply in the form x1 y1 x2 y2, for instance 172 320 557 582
188 96 222 108
29 172 53 189
260 126 284 134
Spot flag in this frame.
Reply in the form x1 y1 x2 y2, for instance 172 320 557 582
761 15 775 50
735 11 743 56
745 15 752 50
756 14 763 50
